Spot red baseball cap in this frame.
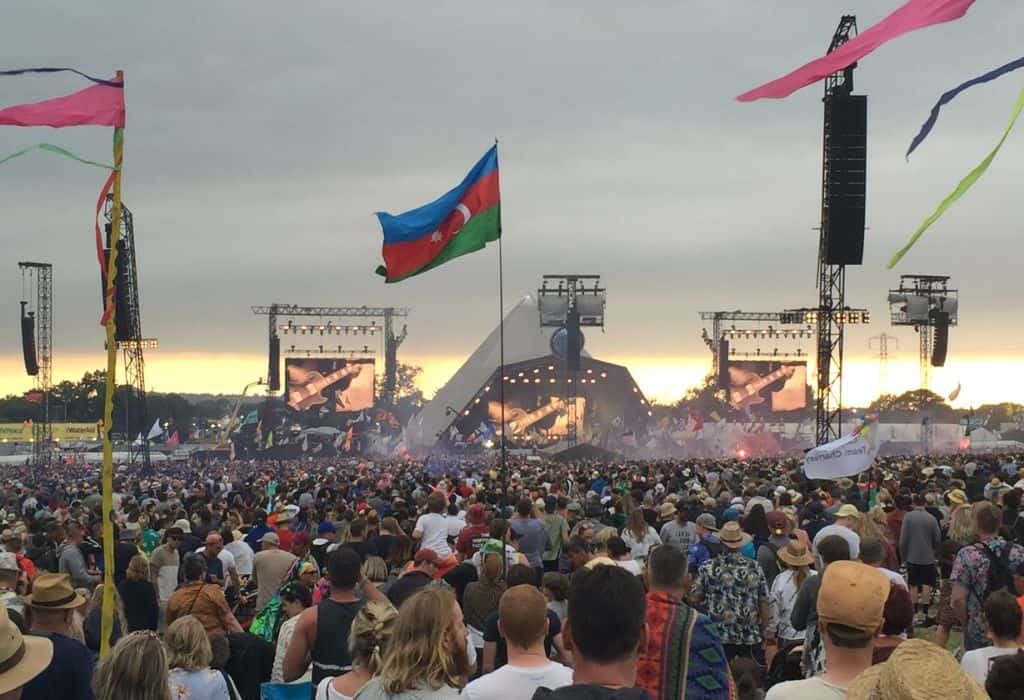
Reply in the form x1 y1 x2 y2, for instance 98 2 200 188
414 549 441 565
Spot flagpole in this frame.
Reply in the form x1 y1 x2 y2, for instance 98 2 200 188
497 184 507 497
99 70 123 659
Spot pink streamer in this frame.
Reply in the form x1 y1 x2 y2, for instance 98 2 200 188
737 0 977 102
0 79 124 127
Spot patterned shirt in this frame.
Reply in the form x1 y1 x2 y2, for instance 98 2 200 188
694 552 768 645
637 590 733 700
950 536 1024 650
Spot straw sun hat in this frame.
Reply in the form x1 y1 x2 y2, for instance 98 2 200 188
776 541 815 568
846 638 986 700
24 573 86 610
717 521 752 550
0 605 52 694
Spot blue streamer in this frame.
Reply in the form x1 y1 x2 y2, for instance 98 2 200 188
0 67 122 88
907 56 1024 159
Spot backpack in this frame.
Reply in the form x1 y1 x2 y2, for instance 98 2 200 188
973 541 1016 601
760 541 782 581
703 538 724 560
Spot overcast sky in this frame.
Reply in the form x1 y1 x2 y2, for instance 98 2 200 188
1 1 1021 405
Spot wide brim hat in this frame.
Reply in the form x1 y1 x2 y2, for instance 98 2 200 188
24 573 86 610
947 489 967 505
717 521 752 549
0 606 52 695
777 541 815 568
659 502 677 518
845 638 987 700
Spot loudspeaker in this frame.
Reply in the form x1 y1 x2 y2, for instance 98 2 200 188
718 339 730 389
99 243 136 342
268 337 281 392
825 94 867 265
931 311 949 367
566 326 581 373
20 303 38 376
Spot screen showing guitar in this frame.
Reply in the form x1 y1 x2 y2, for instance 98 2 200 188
727 361 807 413
284 358 376 413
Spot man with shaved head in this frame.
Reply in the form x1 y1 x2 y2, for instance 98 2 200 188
463 584 572 700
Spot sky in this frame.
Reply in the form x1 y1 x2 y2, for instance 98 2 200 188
1 1 1022 411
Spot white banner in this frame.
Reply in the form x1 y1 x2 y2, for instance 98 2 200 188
802 420 881 480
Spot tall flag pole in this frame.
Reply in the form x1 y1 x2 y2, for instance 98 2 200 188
99 69 124 657
494 139 507 495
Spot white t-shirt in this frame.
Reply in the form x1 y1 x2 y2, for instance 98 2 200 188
960 645 1023 686
462 661 573 700
314 677 353 700
413 513 462 560
616 559 642 575
765 676 847 699
876 566 908 589
225 540 254 577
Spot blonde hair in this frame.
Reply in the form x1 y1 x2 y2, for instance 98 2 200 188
89 584 128 640
164 615 212 671
948 503 977 545
94 631 171 700
126 554 150 582
348 601 398 674
376 587 463 693
362 556 388 584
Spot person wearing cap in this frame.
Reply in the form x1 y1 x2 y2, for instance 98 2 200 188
659 502 698 552
766 561 889 699
898 493 941 625
244 509 273 553
387 548 441 609
253 530 298 613
111 525 140 586
767 541 818 650
456 504 491 562
149 526 183 609
759 511 796 587
20 573 94 700
812 503 861 564
637 542 732 700
274 510 296 553
222 527 254 581
0 605 51 700
691 521 770 663
687 513 723 571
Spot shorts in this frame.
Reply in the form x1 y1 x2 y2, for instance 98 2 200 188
907 562 937 588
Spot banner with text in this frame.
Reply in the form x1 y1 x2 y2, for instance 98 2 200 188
802 419 881 479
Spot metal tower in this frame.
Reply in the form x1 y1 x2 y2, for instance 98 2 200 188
868 333 898 395
815 15 859 445
18 261 52 464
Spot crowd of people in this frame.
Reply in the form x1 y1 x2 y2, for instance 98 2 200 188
0 451 1023 698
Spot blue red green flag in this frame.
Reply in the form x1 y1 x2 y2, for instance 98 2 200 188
375 145 500 283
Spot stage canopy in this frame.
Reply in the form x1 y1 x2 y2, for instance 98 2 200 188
405 296 651 452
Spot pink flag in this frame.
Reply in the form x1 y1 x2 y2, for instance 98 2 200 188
737 0 977 102
0 80 124 127
166 431 180 449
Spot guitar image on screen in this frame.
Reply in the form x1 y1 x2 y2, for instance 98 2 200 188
488 397 567 436
728 365 797 409
286 363 363 412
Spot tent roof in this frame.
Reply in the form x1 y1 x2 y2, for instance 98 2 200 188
406 295 583 448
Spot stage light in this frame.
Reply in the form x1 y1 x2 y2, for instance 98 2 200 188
484 386 491 392
534 368 540 374
535 378 542 384
549 378 556 384
509 379 516 384
474 398 480 404
862 311 870 323
647 411 653 416
483 439 494 449
518 372 525 377
464 410 470 416
738 449 747 459
502 376 509 381
547 365 555 371
632 387 638 392
600 372 607 378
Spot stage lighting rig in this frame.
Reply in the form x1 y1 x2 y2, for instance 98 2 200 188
887 274 958 390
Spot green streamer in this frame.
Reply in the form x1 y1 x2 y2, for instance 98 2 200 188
889 85 1024 268
0 142 115 169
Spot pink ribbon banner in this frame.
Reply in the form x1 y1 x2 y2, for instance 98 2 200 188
0 79 124 127
737 0 977 102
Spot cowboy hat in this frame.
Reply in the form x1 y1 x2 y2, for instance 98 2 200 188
835 504 860 519
24 573 86 610
0 606 52 694
777 541 815 568
658 502 677 518
717 521 752 550
946 489 967 505
846 638 986 700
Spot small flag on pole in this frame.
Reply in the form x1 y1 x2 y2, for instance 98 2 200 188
147 418 163 440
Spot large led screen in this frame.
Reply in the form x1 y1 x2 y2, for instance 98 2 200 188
284 358 375 413
727 361 807 413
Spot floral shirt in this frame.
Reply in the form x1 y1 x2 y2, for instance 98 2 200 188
694 551 768 645
950 537 1024 650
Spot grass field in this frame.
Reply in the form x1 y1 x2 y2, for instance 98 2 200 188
914 626 963 652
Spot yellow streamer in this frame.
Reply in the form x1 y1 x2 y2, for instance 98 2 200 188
100 71 124 658
888 85 1024 268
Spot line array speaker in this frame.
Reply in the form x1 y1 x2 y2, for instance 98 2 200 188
825 94 867 265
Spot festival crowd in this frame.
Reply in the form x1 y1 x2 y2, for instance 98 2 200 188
0 451 1023 699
